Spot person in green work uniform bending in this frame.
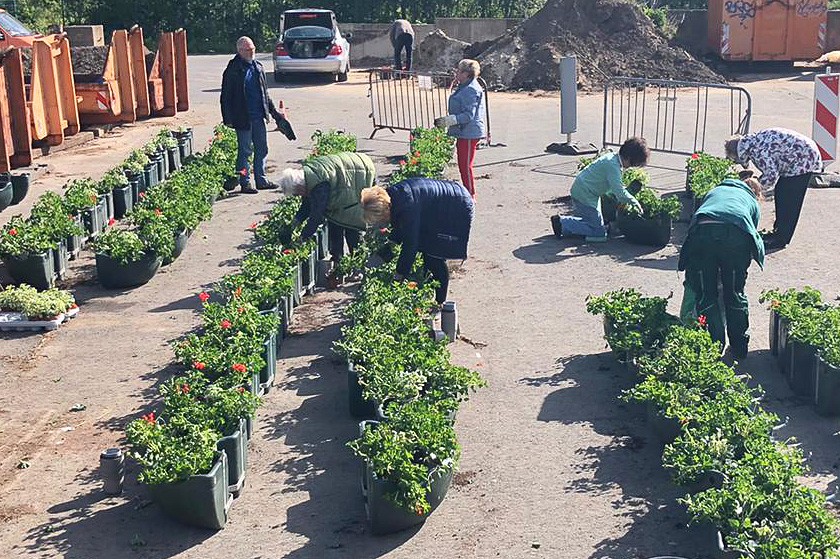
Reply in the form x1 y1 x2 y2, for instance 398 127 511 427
551 137 648 242
678 177 765 359
279 152 377 271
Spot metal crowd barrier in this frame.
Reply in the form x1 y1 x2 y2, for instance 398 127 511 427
367 68 492 145
603 77 752 157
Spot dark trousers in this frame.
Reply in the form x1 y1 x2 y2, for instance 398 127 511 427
772 172 812 246
682 223 753 353
422 254 449 304
328 224 361 263
393 34 413 71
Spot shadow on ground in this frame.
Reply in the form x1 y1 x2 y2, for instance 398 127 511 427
512 234 681 271
523 352 715 559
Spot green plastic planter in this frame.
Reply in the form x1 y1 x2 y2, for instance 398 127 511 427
769 309 780 356
260 331 277 393
66 214 85 259
3 250 55 289
216 418 248 496
364 459 453 535
348 362 376 419
316 224 330 260
112 185 133 219
53 240 68 280
154 154 165 184
0 178 13 212
815 354 840 416
10 173 29 205
616 212 672 248
301 250 316 294
167 146 181 172
102 191 114 221
647 402 681 446
167 229 188 263
178 138 190 162
143 163 157 191
95 252 161 289
147 451 231 530
283 292 294 326
160 149 170 178
788 339 818 398
82 205 101 239
778 318 791 375
127 174 141 205
293 262 304 305
96 195 109 231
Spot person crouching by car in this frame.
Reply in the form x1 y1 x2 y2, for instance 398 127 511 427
550 137 649 243
279 152 376 278
678 178 765 359
360 178 474 305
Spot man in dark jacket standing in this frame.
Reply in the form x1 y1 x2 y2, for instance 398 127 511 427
389 19 414 71
221 36 285 194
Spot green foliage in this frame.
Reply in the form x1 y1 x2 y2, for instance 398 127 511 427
687 152 737 199
622 187 681 220
93 228 147 264
0 284 76 320
0 215 56 256
29 192 83 242
99 168 130 193
307 129 357 160
63 178 99 213
389 127 455 185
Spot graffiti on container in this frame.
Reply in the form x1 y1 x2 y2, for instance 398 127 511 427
725 0 757 25
794 0 827 17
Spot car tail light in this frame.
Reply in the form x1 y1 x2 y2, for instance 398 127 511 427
275 43 288 56
329 44 342 56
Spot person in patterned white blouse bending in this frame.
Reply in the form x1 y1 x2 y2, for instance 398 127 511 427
724 128 822 251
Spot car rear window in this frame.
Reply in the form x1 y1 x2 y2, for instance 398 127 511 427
283 26 333 40
283 12 333 32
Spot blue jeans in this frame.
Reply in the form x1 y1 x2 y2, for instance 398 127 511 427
560 199 606 237
236 118 268 187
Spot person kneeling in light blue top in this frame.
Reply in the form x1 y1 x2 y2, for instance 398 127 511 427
551 137 649 242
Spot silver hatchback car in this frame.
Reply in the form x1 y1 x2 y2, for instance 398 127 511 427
273 9 351 82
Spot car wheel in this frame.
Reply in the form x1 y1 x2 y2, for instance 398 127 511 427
337 63 349 82
274 71 285 83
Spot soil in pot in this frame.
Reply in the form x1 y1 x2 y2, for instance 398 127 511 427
147 451 231 530
815 355 840 416
788 339 818 398
216 419 247 496
113 185 133 219
4 251 55 290
10 173 29 205
365 464 453 535
617 212 672 248
95 252 162 289
0 178 14 212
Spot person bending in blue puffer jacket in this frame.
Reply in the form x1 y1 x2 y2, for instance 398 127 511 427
360 178 474 305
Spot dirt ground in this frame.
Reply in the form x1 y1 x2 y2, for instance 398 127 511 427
1 56 839 559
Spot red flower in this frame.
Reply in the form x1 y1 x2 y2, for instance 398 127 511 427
238 387 246 394
232 363 247 373
193 361 206 370
698 315 707 327
234 286 243 298
154 208 162 216
139 192 146 199
220 319 232 329
414 150 421 157
399 159 406 166
282 249 293 255
180 384 190 394
108 218 116 226
237 306 245 313
249 222 258 230
239 168 248 177
8 228 17 236
89 194 97 204
691 153 700 160
379 227 389 234
407 281 418 289
198 291 210 303
141 412 156 425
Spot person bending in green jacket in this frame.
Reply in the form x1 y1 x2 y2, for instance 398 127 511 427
551 137 648 242
678 177 765 359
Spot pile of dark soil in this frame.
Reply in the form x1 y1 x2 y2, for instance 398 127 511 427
414 30 470 73
474 0 723 91
70 46 109 83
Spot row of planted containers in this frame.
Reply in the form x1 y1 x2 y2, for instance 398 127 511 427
0 126 198 291
587 288 839 559
125 188 331 529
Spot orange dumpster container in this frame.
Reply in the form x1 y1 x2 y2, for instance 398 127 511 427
28 34 80 146
75 29 137 125
3 48 32 169
708 0 827 61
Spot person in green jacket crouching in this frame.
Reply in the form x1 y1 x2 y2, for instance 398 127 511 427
551 137 648 242
678 177 765 359
279 152 377 270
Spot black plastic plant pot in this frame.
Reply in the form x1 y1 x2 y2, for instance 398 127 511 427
646 402 681 446
82 205 100 238
815 354 840 416
283 293 294 330
168 146 181 172
778 318 791 375
788 339 818 398
66 214 85 259
348 362 376 419
95 252 162 289
617 212 672 248
0 178 13 212
3 251 55 290
103 191 114 222
128 176 141 205
168 229 188 263
600 195 618 224
301 250 316 294
143 164 156 191
245 415 253 441
96 195 108 231
155 155 165 183
10 173 29 205
112 185 133 219
216 418 247 496
249 370 262 397
769 309 780 356
147 451 231 530
160 149 170 178
53 240 68 280
260 331 277 393
178 139 189 162
293 262 304 305
691 521 742 559
316 224 330 260
365 463 453 536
